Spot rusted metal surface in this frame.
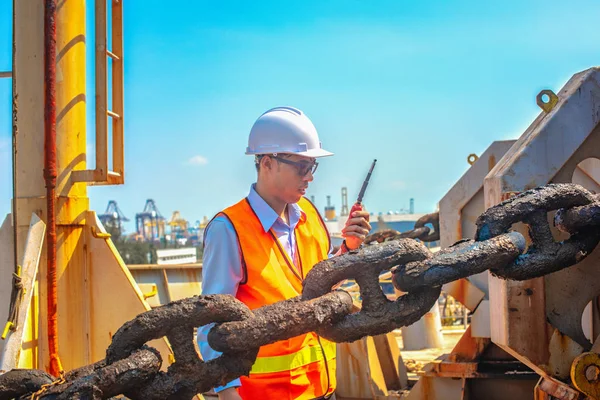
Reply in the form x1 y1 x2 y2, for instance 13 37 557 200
364 213 440 244
39 348 161 399
43 0 60 378
555 202 600 234
545 252 600 349
0 369 53 399
318 286 441 343
394 232 525 292
535 375 582 400
447 326 490 362
105 295 259 398
208 291 353 352
303 240 432 299
302 240 440 342
397 226 431 240
476 184 600 280
106 295 252 363
477 184 595 238
4 182 600 398
413 212 440 242
364 229 401 244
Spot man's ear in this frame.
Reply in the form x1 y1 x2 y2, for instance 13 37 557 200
261 156 272 171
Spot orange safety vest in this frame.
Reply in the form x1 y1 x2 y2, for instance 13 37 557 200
219 196 336 400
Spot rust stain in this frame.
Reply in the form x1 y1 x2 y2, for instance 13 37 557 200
488 155 497 172
501 191 521 201
421 376 432 399
184 269 199 283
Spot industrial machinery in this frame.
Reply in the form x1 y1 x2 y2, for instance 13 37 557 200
325 195 337 220
0 0 174 386
98 200 129 237
1 0 600 398
135 199 166 241
407 69 600 400
168 211 189 240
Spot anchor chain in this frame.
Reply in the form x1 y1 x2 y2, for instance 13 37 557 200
1 183 600 399
364 212 440 244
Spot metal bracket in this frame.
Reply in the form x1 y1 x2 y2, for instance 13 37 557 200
467 153 479 165
571 352 600 399
91 226 111 239
535 375 582 400
537 89 559 113
143 284 158 300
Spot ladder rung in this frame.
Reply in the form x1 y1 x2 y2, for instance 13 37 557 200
107 110 121 119
106 50 120 60
0 71 12 78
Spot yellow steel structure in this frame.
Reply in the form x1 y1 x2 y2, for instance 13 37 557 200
1 0 177 382
128 263 203 308
168 211 189 234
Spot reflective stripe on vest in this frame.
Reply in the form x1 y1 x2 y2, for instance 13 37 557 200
251 339 336 374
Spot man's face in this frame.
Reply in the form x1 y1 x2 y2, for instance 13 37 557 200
269 154 317 203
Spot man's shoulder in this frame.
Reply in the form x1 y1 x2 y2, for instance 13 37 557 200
204 214 235 238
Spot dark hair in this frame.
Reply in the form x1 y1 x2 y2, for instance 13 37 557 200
255 155 264 172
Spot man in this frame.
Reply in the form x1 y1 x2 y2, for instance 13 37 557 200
197 106 371 400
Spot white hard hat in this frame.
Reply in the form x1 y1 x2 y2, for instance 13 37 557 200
246 106 333 158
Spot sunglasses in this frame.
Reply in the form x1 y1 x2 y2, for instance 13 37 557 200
271 156 319 177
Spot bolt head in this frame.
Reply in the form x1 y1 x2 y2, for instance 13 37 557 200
585 365 600 382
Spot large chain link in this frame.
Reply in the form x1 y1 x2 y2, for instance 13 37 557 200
364 212 441 244
2 183 600 399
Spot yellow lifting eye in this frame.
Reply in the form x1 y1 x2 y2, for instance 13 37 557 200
467 154 479 165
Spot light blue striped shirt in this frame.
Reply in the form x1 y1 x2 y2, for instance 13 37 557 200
196 184 306 392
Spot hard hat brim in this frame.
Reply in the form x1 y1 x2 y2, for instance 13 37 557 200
297 148 334 158
246 148 334 158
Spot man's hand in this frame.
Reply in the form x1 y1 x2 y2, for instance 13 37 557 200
218 388 242 400
342 210 371 250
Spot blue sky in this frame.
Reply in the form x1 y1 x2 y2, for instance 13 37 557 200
0 0 599 233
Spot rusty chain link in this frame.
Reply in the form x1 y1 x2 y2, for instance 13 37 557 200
364 212 440 244
2 183 600 399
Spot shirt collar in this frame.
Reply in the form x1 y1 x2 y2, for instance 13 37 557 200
247 184 306 232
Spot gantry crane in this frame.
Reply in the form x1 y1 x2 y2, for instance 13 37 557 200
135 199 166 241
98 200 129 236
168 211 188 241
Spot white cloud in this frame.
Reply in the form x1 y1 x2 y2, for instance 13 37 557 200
187 155 208 166
390 180 406 190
